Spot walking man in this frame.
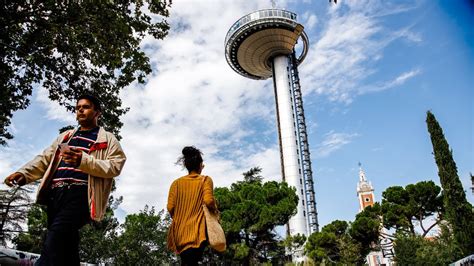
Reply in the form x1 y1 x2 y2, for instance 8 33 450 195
4 94 126 265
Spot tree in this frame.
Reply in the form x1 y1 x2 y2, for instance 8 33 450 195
13 204 48 253
243 167 263 183
78 194 123 264
349 203 382 259
0 0 172 144
113 205 175 265
381 181 443 237
394 224 463 265
281 233 306 259
392 233 425 265
305 230 339 264
471 173 474 195
0 185 34 245
426 111 474 255
214 167 298 265
305 220 365 264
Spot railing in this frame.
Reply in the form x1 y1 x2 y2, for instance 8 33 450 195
289 52 319 234
225 9 297 45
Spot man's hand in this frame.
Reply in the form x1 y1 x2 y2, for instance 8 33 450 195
62 148 83 167
4 172 26 187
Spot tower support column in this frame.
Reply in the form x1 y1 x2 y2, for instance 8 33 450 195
272 55 307 237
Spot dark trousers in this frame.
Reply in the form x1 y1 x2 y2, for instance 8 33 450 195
180 242 206 266
36 186 90 266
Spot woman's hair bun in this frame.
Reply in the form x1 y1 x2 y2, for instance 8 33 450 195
182 146 199 157
179 146 203 172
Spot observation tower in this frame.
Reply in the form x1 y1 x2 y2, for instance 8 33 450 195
225 9 318 237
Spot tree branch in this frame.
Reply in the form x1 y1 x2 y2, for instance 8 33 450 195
419 212 427 234
421 219 442 238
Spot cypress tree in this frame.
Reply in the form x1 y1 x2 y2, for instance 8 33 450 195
426 111 474 255
471 173 474 195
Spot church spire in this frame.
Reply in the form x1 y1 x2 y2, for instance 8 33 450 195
359 162 367 182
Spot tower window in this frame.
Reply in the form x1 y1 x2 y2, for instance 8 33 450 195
365 197 370 202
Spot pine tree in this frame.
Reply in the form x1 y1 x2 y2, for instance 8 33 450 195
0 185 34 245
426 111 474 255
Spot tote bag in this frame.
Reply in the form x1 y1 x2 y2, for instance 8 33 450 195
201 176 226 252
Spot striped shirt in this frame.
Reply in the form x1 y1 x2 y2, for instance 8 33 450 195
52 127 99 184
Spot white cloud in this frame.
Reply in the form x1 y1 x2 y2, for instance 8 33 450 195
302 11 318 31
396 29 422 43
359 68 422 94
299 1 420 103
115 1 289 214
0 140 43 190
388 69 421 86
36 87 76 124
314 131 359 158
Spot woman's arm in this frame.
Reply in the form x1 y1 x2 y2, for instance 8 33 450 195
167 181 177 218
203 176 217 212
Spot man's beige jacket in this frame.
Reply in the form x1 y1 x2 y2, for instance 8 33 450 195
16 127 126 221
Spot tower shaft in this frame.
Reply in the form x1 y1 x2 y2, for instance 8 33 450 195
272 54 318 236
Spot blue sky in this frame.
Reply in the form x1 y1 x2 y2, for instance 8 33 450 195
1 0 472 231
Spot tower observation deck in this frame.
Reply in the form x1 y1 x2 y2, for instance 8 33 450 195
225 9 318 237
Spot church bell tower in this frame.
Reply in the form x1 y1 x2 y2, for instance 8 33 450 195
357 163 374 212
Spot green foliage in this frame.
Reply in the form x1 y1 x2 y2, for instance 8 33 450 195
0 185 35 245
471 173 474 195
231 242 250 260
0 0 172 144
214 167 298 264
304 205 384 264
307 179 447 265
282 233 306 258
305 230 338 263
13 204 48 253
59 125 75 134
348 204 382 258
322 220 348 237
381 181 443 236
305 220 364 264
394 224 463 265
350 216 380 248
113 205 175 265
78 195 122 264
426 111 474 255
393 233 425 265
243 167 263 183
338 235 363 264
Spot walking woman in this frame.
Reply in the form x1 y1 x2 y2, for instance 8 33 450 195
167 146 217 265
